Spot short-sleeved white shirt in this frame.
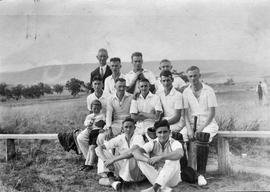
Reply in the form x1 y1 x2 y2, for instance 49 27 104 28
130 92 162 132
183 83 218 123
143 138 182 167
104 73 126 96
104 133 145 154
86 92 108 115
155 75 186 94
125 69 156 92
157 87 184 119
84 113 106 129
106 93 133 127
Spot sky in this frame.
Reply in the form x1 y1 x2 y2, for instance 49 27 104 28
0 0 270 72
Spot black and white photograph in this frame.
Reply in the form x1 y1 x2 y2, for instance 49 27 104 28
0 0 270 191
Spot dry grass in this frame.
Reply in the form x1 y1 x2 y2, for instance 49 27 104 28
0 85 270 191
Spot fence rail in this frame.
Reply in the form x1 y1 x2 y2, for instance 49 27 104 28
1 131 270 175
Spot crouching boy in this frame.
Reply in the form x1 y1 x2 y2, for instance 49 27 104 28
132 119 183 192
95 117 145 191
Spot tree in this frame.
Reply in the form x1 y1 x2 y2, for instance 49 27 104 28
0 83 8 96
53 84 64 94
65 78 84 96
11 84 24 100
43 84 53 94
84 82 92 93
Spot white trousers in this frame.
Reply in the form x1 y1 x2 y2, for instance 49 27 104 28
95 148 145 182
77 129 90 159
137 159 181 187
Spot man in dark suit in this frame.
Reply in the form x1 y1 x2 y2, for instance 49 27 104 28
90 48 112 92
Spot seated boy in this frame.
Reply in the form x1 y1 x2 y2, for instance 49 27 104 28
95 118 145 191
132 120 183 192
77 100 106 171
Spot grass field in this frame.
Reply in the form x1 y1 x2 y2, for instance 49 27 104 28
0 83 270 192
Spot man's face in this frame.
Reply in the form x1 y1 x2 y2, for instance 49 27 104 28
187 69 201 86
92 80 103 92
132 56 143 71
156 126 170 144
115 81 126 95
91 104 101 114
96 50 108 65
160 75 173 89
159 61 172 72
139 81 150 96
122 121 135 136
110 61 121 74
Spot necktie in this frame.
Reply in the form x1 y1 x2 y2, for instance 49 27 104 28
100 67 104 78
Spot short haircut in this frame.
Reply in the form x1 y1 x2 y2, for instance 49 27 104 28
186 66 200 73
159 70 173 78
115 78 126 83
98 48 108 55
160 59 171 64
139 78 150 84
131 52 143 60
153 119 170 131
122 117 135 125
91 99 102 108
92 75 103 82
110 57 121 63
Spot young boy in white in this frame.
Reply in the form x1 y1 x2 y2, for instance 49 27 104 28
132 119 183 192
130 78 163 139
77 99 106 171
95 118 145 191
183 65 219 186
157 70 188 141
86 76 108 115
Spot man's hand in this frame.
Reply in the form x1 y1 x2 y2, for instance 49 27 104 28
187 127 194 140
104 128 113 141
104 158 115 167
148 156 162 166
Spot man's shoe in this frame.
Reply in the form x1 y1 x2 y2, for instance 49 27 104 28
198 175 207 186
79 165 94 171
141 186 155 192
160 186 173 192
111 181 122 191
99 177 111 186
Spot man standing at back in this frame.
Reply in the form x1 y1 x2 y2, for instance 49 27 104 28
155 59 187 94
90 48 112 92
125 52 156 94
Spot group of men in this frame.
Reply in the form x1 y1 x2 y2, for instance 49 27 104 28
76 48 219 192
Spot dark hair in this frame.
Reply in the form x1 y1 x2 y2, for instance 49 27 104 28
92 75 103 82
91 99 102 108
115 78 126 83
122 117 135 125
153 119 170 131
159 70 173 78
139 78 150 84
160 59 171 64
131 52 143 60
186 66 200 73
110 57 121 63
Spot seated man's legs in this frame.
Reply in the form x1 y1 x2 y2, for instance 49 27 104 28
77 129 90 158
196 122 218 186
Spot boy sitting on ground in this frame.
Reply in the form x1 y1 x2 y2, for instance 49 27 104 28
77 100 106 171
95 117 146 191
132 119 184 192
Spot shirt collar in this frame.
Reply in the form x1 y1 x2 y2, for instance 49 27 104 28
139 91 153 99
100 65 107 71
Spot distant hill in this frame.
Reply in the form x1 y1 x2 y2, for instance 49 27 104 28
0 60 269 85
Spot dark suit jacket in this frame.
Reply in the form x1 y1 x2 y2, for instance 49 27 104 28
90 65 112 92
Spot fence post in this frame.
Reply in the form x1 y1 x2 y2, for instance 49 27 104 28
188 141 197 170
6 139 16 161
217 136 231 174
